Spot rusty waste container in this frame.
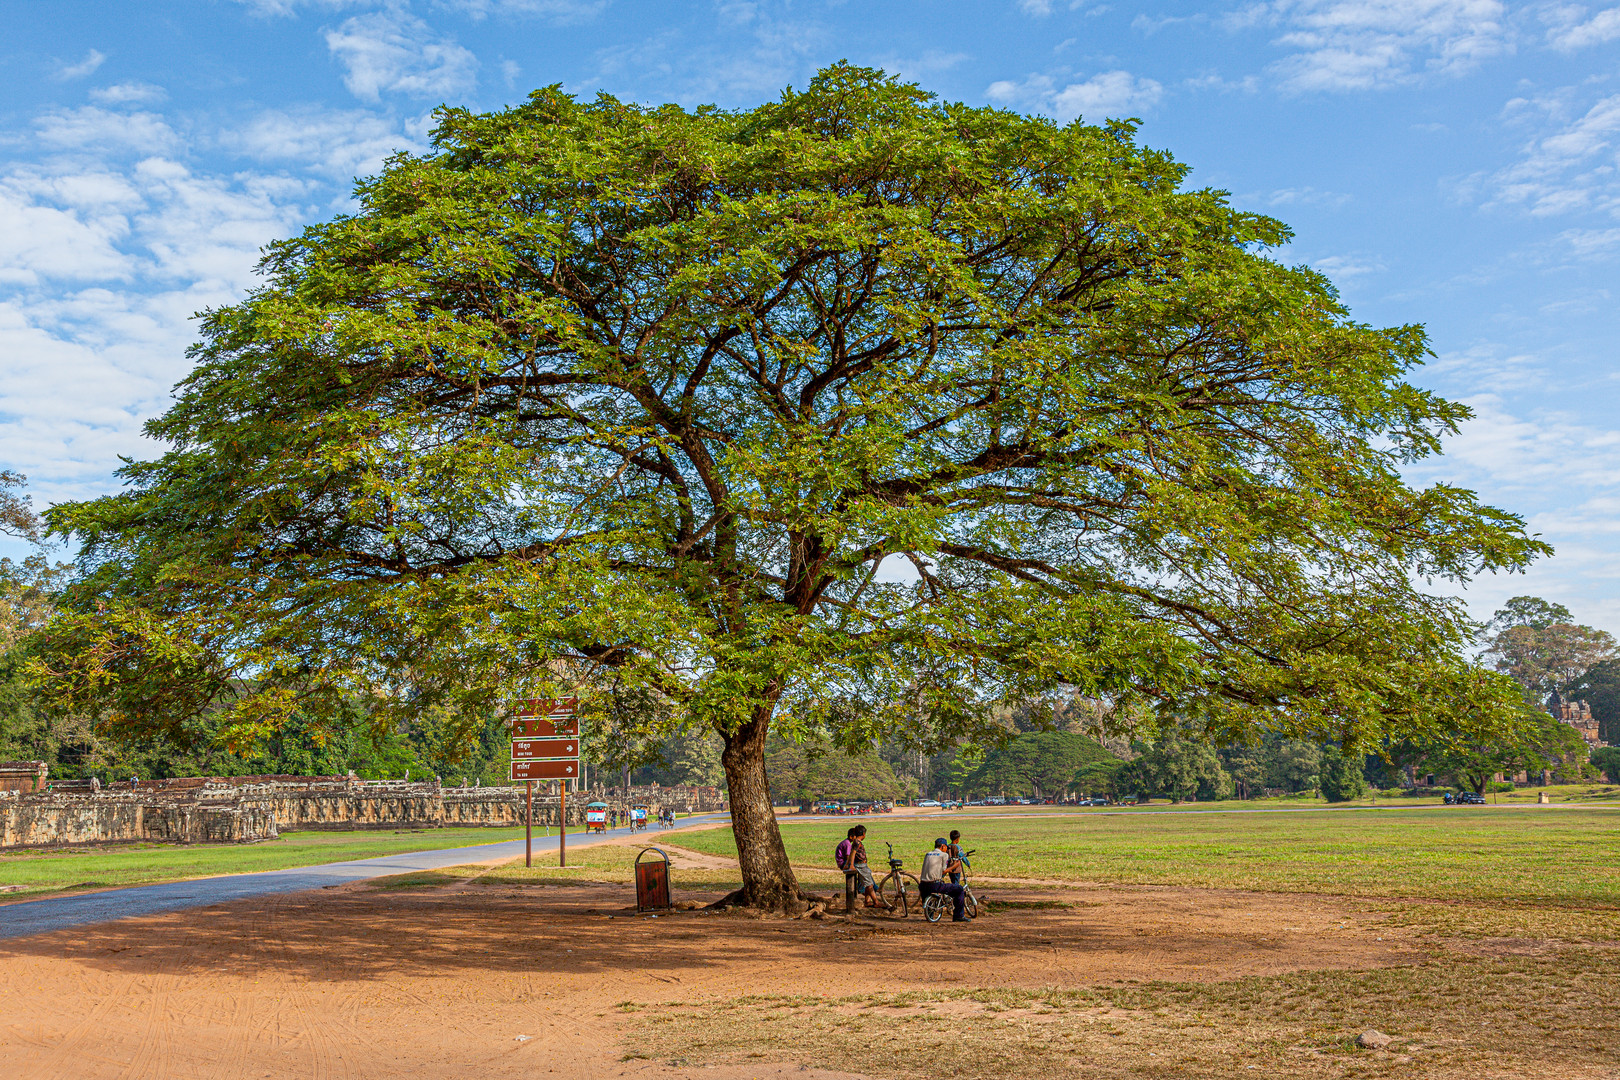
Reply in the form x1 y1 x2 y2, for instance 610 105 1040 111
635 847 672 911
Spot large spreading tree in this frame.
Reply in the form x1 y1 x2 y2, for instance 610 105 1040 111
37 66 1545 909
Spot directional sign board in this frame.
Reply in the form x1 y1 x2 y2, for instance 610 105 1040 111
511 697 577 718
509 715 579 738
511 758 579 782
508 697 579 738
511 738 579 760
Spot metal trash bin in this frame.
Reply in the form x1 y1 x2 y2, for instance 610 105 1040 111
635 847 672 911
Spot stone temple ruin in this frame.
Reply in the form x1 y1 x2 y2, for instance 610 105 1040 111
0 769 726 849
1549 698 1606 751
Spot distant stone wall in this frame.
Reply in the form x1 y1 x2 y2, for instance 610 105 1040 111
0 792 277 847
0 761 48 794
0 777 728 849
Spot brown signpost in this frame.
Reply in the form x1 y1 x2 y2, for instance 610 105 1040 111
510 738 579 760
509 697 582 869
508 715 580 738
511 697 577 717
509 758 580 781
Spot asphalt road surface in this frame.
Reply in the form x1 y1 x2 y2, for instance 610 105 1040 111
0 816 720 941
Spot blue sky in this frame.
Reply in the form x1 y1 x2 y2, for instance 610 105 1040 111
1 0 1617 631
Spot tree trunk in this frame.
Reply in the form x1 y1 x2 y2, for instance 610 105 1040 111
720 706 800 911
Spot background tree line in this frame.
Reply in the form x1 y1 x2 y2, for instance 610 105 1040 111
4 467 1614 799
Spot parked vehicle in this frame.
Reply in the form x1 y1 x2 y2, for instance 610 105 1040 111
917 799 942 808
1457 791 1487 805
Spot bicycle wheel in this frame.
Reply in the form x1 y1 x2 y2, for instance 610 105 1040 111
962 888 978 920
878 871 913 917
922 893 944 923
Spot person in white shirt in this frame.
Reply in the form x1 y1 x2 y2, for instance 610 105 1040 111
918 837 967 921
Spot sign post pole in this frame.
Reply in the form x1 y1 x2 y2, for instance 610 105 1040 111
560 779 567 867
525 779 533 868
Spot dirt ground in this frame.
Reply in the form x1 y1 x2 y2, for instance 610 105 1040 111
0 842 1442 1080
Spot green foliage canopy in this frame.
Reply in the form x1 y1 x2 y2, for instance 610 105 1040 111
1121 733 1233 802
765 739 901 803
35 65 1545 905
964 730 1118 796
1592 746 1620 785
1317 744 1368 802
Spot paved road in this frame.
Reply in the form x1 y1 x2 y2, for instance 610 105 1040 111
0 816 722 941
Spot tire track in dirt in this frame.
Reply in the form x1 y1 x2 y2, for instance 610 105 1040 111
115 953 180 1080
206 899 277 1080
26 964 141 1077
259 892 363 1080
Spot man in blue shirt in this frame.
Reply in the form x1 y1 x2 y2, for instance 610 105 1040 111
947 829 968 885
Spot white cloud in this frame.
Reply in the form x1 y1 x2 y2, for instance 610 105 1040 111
0 182 133 286
1558 226 1620 259
325 11 479 102
1491 92 1620 217
1427 394 1620 492
586 2 827 106
231 0 367 15
224 106 424 180
0 156 314 500
1132 13 1195 33
53 50 106 81
1251 0 1512 92
1015 0 1111 14
1185 71 1262 92
1248 185 1351 207
1052 71 1164 118
1311 253 1386 278
443 0 609 19
988 70 1163 121
1546 4 1620 49
35 107 179 154
1424 345 1547 394
89 82 169 106
1404 383 1620 635
875 51 972 83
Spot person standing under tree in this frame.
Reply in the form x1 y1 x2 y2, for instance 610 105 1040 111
947 829 968 885
920 838 967 921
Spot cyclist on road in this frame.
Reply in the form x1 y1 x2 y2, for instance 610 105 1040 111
920 837 967 921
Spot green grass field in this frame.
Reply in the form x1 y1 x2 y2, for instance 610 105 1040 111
636 806 1620 1078
0 826 529 899
674 806 1620 906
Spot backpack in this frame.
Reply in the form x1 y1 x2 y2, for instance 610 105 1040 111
834 838 853 870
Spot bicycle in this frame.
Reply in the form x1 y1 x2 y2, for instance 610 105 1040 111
875 842 919 917
921 848 979 923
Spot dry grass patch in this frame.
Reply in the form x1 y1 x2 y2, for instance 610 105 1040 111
625 946 1620 1079
1378 902 1620 943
